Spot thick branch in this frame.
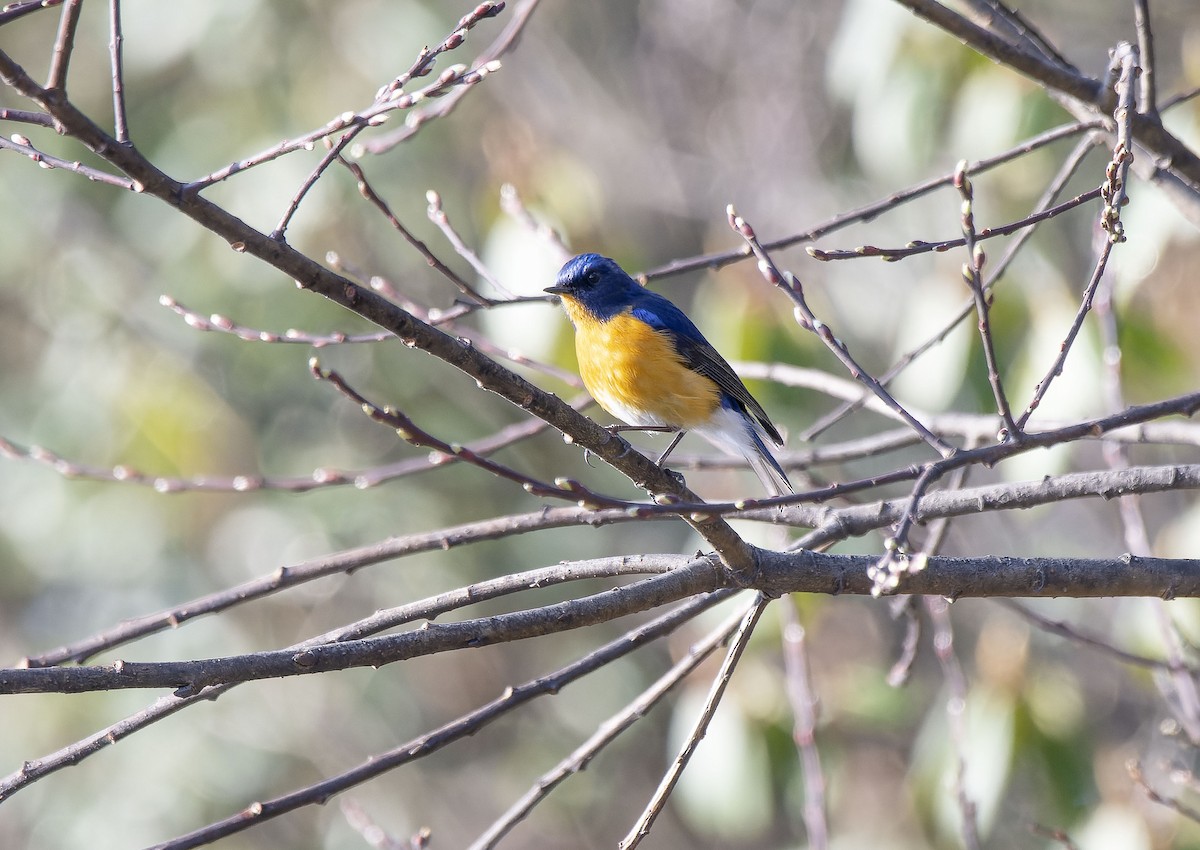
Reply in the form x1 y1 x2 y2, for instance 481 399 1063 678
4 551 1198 695
891 0 1200 188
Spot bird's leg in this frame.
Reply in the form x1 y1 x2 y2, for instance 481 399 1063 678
654 430 685 466
653 430 688 488
600 425 688 485
602 424 684 466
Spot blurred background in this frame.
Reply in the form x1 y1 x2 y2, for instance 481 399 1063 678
3 1 1200 848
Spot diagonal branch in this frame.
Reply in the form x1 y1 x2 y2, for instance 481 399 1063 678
0 42 761 574
469 598 751 849
144 589 733 850
891 0 1200 188
621 593 770 849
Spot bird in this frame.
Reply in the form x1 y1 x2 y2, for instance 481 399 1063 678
545 253 792 495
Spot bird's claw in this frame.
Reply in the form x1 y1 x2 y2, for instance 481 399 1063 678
663 467 686 488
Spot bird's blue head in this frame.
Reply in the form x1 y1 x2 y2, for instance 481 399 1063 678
545 253 642 321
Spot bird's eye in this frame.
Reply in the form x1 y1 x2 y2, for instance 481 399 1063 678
586 271 601 284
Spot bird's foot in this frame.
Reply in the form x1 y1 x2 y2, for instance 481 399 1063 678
663 467 686 488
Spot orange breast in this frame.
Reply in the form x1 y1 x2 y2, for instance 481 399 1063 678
562 301 720 430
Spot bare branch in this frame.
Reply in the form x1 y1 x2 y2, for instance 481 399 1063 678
45 0 81 91
998 600 1186 672
0 0 64 27
0 106 54 126
780 597 828 850
9 546 1200 696
802 132 1104 440
641 120 1101 282
18 509 676 667
1015 46 1137 429
0 133 138 188
621 593 770 849
730 207 956 458
891 0 1200 188
1129 760 1200 824
927 595 981 850
804 186 1102 263
107 0 128 142
339 158 494 303
954 162 1018 436
0 389 588 498
1133 0 1157 116
143 590 730 850
469 599 749 849
360 0 544 155
426 189 516 298
0 557 697 803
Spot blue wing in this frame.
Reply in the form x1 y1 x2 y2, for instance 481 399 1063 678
630 294 783 447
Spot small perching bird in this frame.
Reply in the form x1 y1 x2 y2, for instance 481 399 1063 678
545 253 791 495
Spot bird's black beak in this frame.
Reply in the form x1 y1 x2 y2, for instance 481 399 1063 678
543 284 569 296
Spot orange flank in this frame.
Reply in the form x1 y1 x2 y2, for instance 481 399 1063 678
559 297 720 429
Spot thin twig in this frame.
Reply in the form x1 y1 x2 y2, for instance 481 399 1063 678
780 597 828 850
108 0 128 142
868 464 942 596
0 133 138 189
1 558 709 804
186 64 497 191
276 25 507 238
468 597 751 849
1129 760 1200 824
954 160 1018 437
997 600 1186 672
886 459 970 681
499 182 573 260
729 206 956 458
620 593 770 849
272 130 359 240
0 388 589 499
340 158 493 303
1029 823 1081 850
159 292 579 383
360 0 544 155
731 360 1200 452
144 591 731 850
886 597 922 687
802 132 1103 441
0 107 54 126
426 189 516 298
1015 45 1137 429
805 187 1101 262
1133 0 1157 117
0 0 65 27
341 799 424 850
185 3 505 189
45 0 82 91
312 359 625 507
926 595 981 850
640 120 1100 282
